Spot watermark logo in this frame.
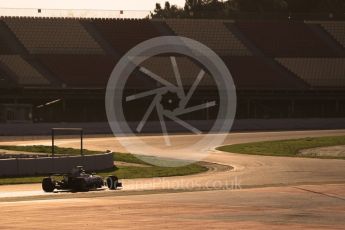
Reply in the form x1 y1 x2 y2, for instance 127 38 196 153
106 36 236 167
130 175 242 191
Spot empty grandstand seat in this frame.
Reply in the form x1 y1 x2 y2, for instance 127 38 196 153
93 19 162 55
166 19 251 56
222 56 308 90
140 56 214 87
236 21 336 57
0 71 12 88
0 55 49 85
320 22 345 48
0 33 14 54
277 58 345 88
4 18 104 54
37 55 118 87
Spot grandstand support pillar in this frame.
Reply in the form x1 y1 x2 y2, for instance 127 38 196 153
246 100 251 119
62 98 66 122
321 102 326 118
289 100 295 118
82 106 87 122
253 101 257 119
205 100 210 121
52 129 55 157
80 129 83 156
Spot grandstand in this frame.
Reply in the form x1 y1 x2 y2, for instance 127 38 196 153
276 58 345 88
235 20 339 57
166 19 251 56
319 22 345 48
0 16 344 123
4 18 105 54
0 55 50 85
140 56 214 86
93 19 165 55
36 55 117 87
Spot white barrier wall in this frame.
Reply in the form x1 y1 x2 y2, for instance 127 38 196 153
0 159 17 176
0 153 114 177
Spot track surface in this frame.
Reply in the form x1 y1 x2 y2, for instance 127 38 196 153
1 130 345 229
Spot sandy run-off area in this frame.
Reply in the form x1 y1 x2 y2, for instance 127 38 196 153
299 145 345 158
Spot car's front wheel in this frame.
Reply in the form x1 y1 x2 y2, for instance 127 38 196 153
106 176 120 190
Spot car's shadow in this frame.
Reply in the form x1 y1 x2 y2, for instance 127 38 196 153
52 187 108 194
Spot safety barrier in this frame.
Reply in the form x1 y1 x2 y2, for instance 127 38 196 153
0 152 114 177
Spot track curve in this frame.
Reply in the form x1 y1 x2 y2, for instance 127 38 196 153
1 130 345 199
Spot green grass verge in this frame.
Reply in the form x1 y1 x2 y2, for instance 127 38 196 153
217 135 345 159
0 145 208 185
0 145 148 165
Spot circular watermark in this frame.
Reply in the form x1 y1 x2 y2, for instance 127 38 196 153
106 36 236 167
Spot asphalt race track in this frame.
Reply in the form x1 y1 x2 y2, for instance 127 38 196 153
1 130 345 229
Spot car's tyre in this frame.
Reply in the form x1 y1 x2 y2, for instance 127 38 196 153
42 178 55 193
107 176 119 190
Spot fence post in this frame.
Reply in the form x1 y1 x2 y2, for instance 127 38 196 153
52 128 55 157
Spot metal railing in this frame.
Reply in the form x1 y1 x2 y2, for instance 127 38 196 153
0 7 344 20
0 7 151 19
51 128 83 157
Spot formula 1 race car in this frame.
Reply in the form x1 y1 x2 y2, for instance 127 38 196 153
42 166 122 192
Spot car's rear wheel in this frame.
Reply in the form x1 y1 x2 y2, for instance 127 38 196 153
107 176 119 190
42 178 55 193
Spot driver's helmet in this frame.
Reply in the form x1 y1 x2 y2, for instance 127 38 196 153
71 166 85 176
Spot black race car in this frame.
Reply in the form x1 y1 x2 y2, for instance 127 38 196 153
42 166 122 192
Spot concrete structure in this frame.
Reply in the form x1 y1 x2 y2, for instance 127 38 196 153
0 152 113 176
0 104 32 123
